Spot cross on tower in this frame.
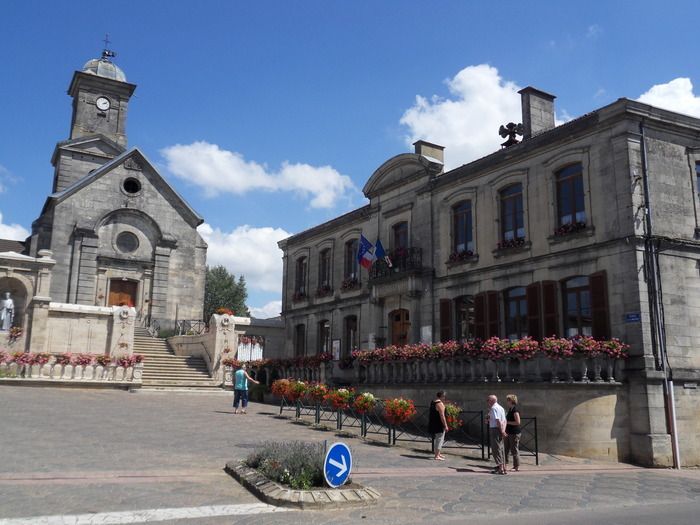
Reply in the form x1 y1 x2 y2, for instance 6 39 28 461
101 33 116 61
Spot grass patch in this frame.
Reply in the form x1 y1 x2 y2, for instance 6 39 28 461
0 369 17 378
246 441 325 490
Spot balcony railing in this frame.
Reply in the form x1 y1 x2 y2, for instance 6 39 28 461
369 247 422 280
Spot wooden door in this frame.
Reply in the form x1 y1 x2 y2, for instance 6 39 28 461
108 279 138 307
390 309 410 347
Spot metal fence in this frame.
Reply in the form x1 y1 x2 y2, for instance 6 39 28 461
486 417 539 466
277 398 505 460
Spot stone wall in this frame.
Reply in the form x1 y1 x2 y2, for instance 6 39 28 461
38 303 136 356
365 383 630 463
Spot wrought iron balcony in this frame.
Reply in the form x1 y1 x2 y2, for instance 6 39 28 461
369 247 423 281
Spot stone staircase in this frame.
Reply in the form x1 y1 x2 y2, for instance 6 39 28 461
134 327 221 389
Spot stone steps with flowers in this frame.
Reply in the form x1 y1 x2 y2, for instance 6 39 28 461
133 328 221 389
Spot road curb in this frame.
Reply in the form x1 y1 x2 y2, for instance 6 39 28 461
225 461 380 510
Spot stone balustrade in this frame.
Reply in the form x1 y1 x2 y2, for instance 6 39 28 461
223 364 327 387
0 361 143 385
355 355 622 385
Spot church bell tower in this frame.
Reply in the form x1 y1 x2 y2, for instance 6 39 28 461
67 49 136 148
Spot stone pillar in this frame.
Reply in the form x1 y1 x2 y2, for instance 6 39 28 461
75 234 99 305
110 306 136 356
151 245 171 324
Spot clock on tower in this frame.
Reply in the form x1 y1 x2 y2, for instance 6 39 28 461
67 49 136 148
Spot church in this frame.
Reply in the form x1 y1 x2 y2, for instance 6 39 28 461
18 49 207 329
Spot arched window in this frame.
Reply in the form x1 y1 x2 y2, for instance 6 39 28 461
318 319 331 355
318 248 331 288
392 221 409 251
452 201 473 254
695 162 700 198
562 276 592 337
294 256 307 296
344 239 358 279
344 315 358 356
500 184 524 241
556 163 586 226
294 324 306 357
504 287 528 340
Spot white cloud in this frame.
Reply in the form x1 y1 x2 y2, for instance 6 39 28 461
399 64 523 169
586 24 602 39
0 212 29 241
249 300 282 319
637 78 700 118
161 141 356 209
198 223 290 294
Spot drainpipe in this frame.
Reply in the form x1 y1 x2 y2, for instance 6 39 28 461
639 121 680 469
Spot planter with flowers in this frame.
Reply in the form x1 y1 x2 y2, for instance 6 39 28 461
444 402 463 431
553 221 587 238
446 249 478 268
340 277 360 292
541 337 574 382
383 397 416 427
324 387 354 411
599 338 629 382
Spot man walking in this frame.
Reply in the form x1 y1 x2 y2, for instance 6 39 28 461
487 394 507 475
233 363 259 414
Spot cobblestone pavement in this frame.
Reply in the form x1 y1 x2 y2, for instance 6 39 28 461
1 386 699 524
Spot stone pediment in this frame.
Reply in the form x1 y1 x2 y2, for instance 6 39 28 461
49 148 204 228
51 134 125 165
362 153 442 199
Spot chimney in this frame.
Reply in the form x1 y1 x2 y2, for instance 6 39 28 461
518 87 556 139
413 140 445 165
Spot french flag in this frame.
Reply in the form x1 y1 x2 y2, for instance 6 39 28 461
357 234 376 270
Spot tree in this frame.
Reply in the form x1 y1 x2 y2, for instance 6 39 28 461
203 265 250 321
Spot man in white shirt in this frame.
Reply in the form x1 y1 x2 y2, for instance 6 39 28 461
487 394 507 475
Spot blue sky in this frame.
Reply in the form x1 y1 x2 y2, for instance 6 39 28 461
1 0 699 317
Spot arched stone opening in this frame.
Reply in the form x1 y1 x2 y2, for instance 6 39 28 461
0 276 30 329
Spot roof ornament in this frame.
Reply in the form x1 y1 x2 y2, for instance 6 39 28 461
499 122 524 148
101 33 116 62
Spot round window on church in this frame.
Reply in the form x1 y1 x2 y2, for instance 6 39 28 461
123 178 141 194
116 231 139 253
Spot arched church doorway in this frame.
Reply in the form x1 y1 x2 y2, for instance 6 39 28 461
389 309 410 347
108 279 138 307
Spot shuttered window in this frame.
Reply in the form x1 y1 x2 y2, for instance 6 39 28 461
526 283 542 341
542 281 559 337
439 299 452 342
590 271 610 338
294 324 306 357
474 291 500 338
454 295 475 340
562 276 592 337
504 287 528 340
474 293 486 339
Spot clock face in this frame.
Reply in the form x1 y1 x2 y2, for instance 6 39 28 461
96 97 111 111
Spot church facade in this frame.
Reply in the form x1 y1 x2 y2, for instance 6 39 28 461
26 52 207 327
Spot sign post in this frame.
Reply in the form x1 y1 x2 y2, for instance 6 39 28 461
323 442 352 488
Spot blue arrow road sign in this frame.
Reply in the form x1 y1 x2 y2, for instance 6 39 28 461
324 442 352 488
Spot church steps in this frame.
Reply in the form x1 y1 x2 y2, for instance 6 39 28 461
133 332 222 390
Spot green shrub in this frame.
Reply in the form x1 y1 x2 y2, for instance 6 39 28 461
246 441 324 489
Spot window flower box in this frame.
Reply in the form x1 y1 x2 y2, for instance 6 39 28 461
496 237 526 250
554 221 587 237
446 249 478 267
292 291 307 303
340 277 360 292
315 284 333 298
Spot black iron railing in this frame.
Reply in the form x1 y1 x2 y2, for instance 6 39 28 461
486 416 539 466
369 247 423 280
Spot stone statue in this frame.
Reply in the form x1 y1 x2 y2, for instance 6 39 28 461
0 292 14 331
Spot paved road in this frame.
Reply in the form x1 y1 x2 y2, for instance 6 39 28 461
1 386 699 524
